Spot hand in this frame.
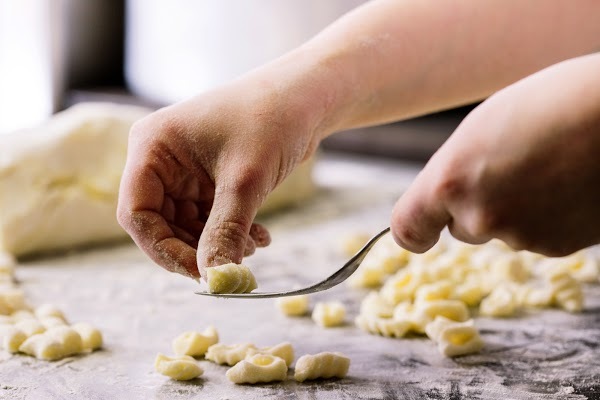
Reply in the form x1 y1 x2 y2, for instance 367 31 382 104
117 65 325 279
391 54 600 256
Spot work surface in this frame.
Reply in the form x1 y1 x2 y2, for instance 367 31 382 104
2 153 600 400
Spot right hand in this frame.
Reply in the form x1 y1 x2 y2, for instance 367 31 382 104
117 68 325 279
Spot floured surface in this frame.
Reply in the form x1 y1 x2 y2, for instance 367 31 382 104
1 153 600 400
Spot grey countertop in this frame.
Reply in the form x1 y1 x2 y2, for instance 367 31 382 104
1 153 600 400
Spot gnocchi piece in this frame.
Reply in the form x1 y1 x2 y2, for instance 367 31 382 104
414 281 453 303
340 233 371 257
206 263 257 294
0 289 28 315
154 353 203 381
71 322 103 351
347 265 386 288
479 285 519 317
312 302 346 328
172 326 218 357
46 326 83 356
0 315 13 324
354 314 412 338
275 295 309 317
489 254 529 284
246 342 294 367
226 354 288 384
380 269 427 305
19 327 83 361
452 280 485 307
34 304 67 322
0 325 26 353
425 316 484 357
14 319 46 337
548 271 584 313
517 285 554 308
10 309 35 322
39 316 67 329
413 300 470 327
545 252 599 283
205 343 257 366
294 352 350 382
359 292 394 318
366 235 411 274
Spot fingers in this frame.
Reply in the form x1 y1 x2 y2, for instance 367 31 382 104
118 159 200 279
249 223 271 247
197 178 264 278
391 169 452 253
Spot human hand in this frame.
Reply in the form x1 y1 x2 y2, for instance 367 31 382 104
391 54 600 256
117 64 327 279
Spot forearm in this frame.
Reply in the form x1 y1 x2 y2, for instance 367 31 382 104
270 0 600 137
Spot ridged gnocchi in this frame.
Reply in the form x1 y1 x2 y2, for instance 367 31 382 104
246 342 294 367
275 295 309 317
205 342 257 366
206 263 257 294
154 353 203 381
226 354 288 384
172 326 218 357
425 316 483 357
312 302 346 327
294 352 350 382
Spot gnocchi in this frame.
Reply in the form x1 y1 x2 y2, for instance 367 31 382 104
275 295 309 317
205 342 257 366
355 314 412 338
172 326 218 357
479 285 519 317
425 316 484 357
246 342 295 367
312 302 346 328
154 353 203 381
19 326 83 360
71 322 103 351
0 325 26 353
206 263 257 294
34 304 67 322
294 352 350 382
226 354 288 384
547 271 584 313
0 288 28 315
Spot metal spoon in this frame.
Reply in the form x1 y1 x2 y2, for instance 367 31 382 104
195 227 391 299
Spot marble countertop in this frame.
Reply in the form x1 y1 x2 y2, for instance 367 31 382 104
1 152 599 400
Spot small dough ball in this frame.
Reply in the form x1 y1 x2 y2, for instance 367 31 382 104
275 295 309 317
14 319 46 337
34 304 67 322
19 334 65 360
10 310 35 322
172 326 218 357
0 325 26 353
205 343 257 366
294 352 350 382
246 342 295 366
154 353 203 381
340 233 371 256
39 316 67 329
226 354 288 384
206 263 257 294
46 326 83 356
312 302 346 328
71 322 103 351
0 289 28 315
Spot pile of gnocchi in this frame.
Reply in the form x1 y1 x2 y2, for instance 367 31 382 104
154 325 349 383
0 252 103 361
341 232 598 356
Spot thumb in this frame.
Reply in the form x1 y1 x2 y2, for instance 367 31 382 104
391 169 451 253
197 181 262 278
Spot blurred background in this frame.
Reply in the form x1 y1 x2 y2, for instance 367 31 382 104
0 0 477 160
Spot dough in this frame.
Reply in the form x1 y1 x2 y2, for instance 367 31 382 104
226 354 288 384
172 326 218 357
0 103 150 257
206 263 257 294
0 102 315 257
154 353 203 381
